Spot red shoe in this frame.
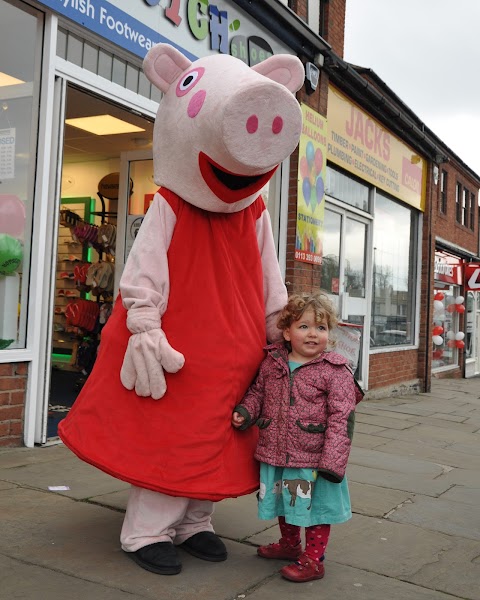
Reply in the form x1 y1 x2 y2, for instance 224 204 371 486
280 553 325 583
257 541 302 561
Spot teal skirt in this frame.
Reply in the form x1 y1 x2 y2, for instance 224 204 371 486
258 463 352 527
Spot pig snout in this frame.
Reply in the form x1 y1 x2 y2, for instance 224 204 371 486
222 83 302 171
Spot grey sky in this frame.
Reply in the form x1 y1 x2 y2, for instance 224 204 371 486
344 0 480 178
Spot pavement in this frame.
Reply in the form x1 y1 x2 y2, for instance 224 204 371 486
1 377 479 600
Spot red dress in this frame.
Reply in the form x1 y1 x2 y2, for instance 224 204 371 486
59 191 265 500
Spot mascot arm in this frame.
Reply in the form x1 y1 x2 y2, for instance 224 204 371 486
256 209 288 343
119 193 185 399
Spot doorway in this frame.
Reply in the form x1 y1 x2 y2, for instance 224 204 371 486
46 84 155 439
322 204 371 384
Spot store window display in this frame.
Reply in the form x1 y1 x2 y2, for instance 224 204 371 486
432 287 464 369
0 0 42 349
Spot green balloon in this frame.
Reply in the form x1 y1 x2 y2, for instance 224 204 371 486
0 234 23 275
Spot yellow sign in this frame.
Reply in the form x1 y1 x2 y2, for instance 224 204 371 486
295 104 327 265
327 85 426 211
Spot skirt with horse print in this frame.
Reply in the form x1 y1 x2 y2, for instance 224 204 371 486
258 463 352 527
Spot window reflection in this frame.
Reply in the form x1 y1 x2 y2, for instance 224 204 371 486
345 218 366 298
0 0 42 349
321 209 341 295
371 193 416 347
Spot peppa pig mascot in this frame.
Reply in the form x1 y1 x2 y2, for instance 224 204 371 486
59 43 304 575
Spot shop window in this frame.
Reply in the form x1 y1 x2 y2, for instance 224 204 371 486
321 209 341 296
439 170 447 214
432 286 462 368
0 0 42 350
326 166 370 212
465 292 475 359
455 182 462 223
370 193 417 347
462 188 469 227
469 192 476 231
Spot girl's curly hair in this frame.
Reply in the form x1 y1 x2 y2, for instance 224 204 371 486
277 293 339 331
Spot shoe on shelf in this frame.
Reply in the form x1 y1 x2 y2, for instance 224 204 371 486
125 541 181 575
257 540 302 561
280 553 325 583
179 531 227 562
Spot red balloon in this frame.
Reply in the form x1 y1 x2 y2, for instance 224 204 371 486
447 340 456 348
434 292 445 301
446 304 456 313
455 340 465 349
432 349 443 359
455 304 465 313
432 325 444 335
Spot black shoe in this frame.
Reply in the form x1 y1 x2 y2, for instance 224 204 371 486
180 531 228 562
125 541 182 575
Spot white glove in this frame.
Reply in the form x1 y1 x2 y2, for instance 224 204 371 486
120 308 185 399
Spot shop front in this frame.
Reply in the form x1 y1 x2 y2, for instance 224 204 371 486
464 262 480 377
324 85 426 393
0 0 300 446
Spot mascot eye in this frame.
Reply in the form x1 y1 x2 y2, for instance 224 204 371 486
176 67 205 97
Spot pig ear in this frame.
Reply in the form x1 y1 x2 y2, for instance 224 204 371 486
251 55 305 93
143 43 192 93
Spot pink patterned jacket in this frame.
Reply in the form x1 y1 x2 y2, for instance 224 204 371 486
235 341 362 483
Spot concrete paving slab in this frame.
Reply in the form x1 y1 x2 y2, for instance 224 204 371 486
354 423 389 435
350 433 389 449
347 464 452 496
355 413 415 429
212 493 276 541
448 441 480 456
0 456 129 499
89 488 130 511
404 415 479 432
368 438 480 470
374 405 437 417
372 423 480 446
0 444 71 469
430 412 469 423
0 480 17 491
388 494 480 541
0 487 283 600
349 482 413 517
0 554 146 600
246 561 455 600
439 467 480 487
409 537 480 600
441 485 480 506
248 513 454 581
349 447 445 477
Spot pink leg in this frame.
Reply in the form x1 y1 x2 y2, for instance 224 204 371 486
120 486 213 551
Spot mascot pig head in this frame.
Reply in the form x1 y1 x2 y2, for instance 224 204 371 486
143 44 304 213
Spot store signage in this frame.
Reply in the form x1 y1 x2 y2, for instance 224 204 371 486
36 0 289 62
434 254 462 285
0 128 15 180
295 104 327 265
327 85 426 211
465 263 480 291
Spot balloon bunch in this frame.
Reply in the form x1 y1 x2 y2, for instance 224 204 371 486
299 140 325 213
432 292 466 358
0 195 25 277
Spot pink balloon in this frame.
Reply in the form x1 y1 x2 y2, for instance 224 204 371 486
314 148 323 175
300 156 309 179
0 195 26 238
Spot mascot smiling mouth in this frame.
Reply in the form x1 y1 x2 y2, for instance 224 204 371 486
199 152 277 204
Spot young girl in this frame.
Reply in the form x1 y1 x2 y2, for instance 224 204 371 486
232 293 362 583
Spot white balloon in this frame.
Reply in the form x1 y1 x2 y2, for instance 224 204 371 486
446 330 455 340
432 335 443 346
455 296 464 304
455 332 465 341
433 300 444 311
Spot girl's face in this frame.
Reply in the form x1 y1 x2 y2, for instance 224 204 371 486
283 307 329 363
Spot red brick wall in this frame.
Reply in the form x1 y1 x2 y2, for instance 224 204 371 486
369 350 419 389
436 161 479 254
323 0 346 57
0 363 27 447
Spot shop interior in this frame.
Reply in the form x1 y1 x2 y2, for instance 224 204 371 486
47 84 156 438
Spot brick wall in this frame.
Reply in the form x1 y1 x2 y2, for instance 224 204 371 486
369 350 419 389
323 0 346 57
0 363 27 447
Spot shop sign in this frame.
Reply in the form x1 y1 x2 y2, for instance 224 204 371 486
327 85 426 211
434 253 462 285
295 104 327 265
0 128 16 180
465 263 480 291
36 0 290 62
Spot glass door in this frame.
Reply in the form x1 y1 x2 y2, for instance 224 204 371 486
322 205 370 383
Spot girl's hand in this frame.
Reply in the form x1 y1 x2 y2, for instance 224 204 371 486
231 411 245 428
